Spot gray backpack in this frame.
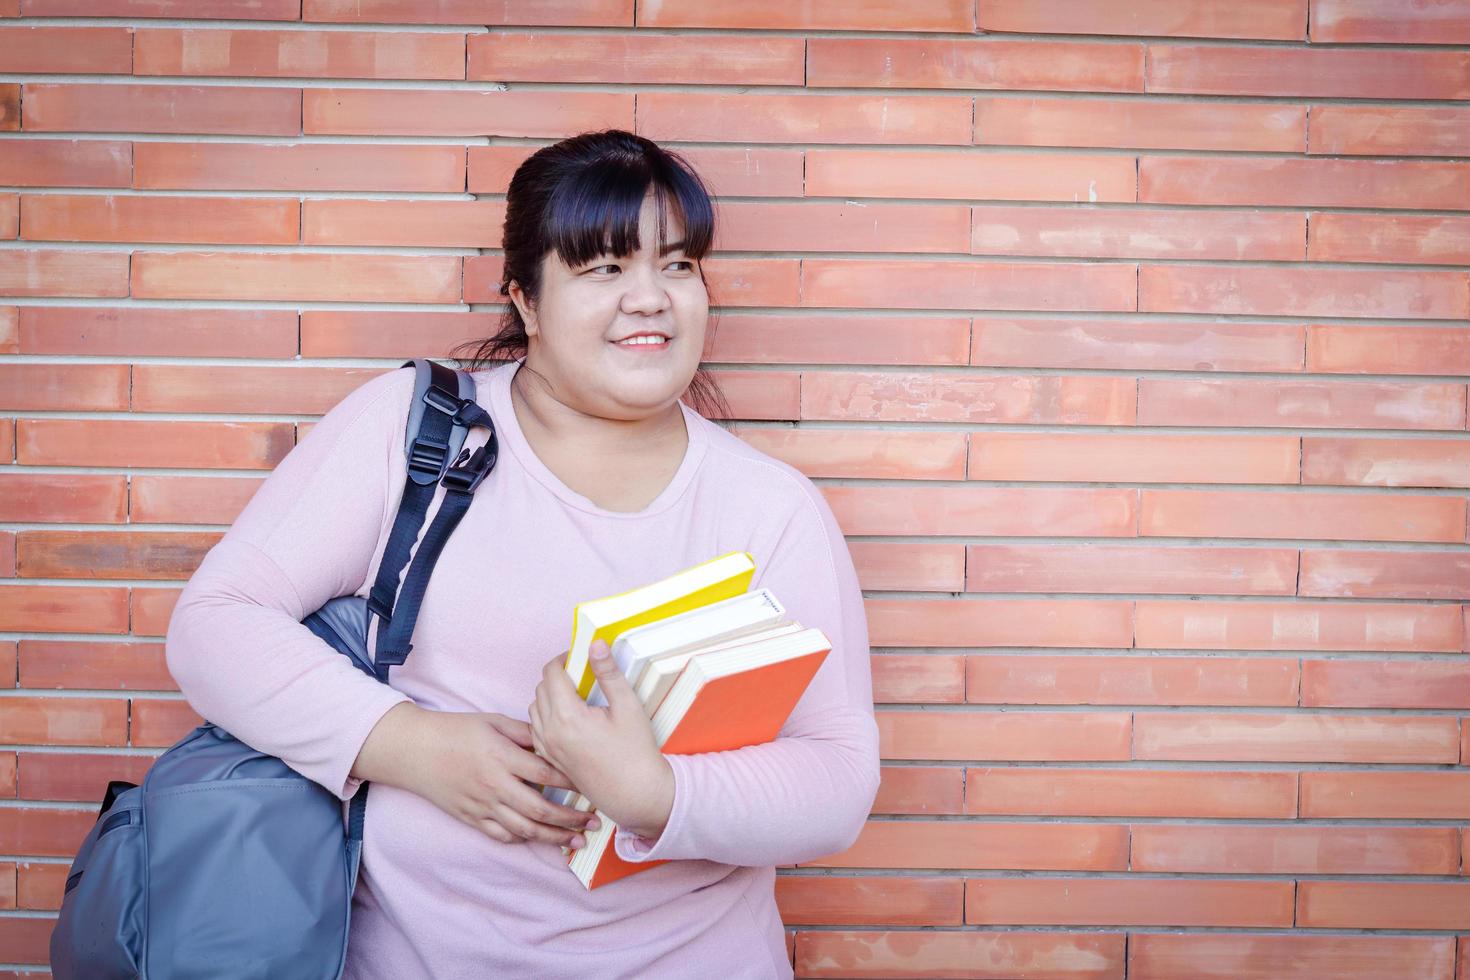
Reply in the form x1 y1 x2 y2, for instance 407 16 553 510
50 359 498 979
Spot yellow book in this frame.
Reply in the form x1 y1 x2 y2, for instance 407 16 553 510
561 550 756 700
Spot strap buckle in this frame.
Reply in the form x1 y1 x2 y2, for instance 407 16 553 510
406 384 465 481
441 429 498 494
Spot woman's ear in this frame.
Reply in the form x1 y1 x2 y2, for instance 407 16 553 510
507 280 538 337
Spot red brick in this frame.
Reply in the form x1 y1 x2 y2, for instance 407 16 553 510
1311 106 1470 158
966 768 1296 818
0 584 128 633
1140 264 1469 319
23 193 298 245
1138 376 1466 429
1141 489 1464 543
0 139 126 187
966 655 1298 707
1148 44 1470 99
0 363 127 412
966 878 1293 927
1303 659 1470 708
1134 712 1458 763
870 598 1136 649
24 82 299 135
719 201 971 254
1310 214 1470 267
980 0 1306 38
130 587 180 637
0 909 63 964
1136 599 1463 652
808 821 1129 871
0 473 124 525
1301 771 1470 818
133 365 380 415
17 530 217 580
825 486 1137 537
129 475 262 525
638 92 971 145
777 877 961 926
303 0 630 25
133 252 460 303
808 37 1142 92
304 88 630 137
703 370 800 421
747 429 970 483
712 315 970 367
976 96 1304 152
808 149 1136 202
135 28 464 79
1133 823 1459 875
1300 882 1470 929
851 542 963 592
802 260 1137 313
0 696 127 746
0 748 13 793
871 654 965 704
972 318 1304 373
19 640 172 692
130 697 203 747
1129 934 1454 980
873 766 963 815
799 930 1125 980
469 145 804 198
17 751 154 802
304 198 501 247
18 418 292 469
17 860 65 910
0 805 94 857
802 371 1134 424
966 545 1296 597
1140 156 1470 211
28 0 298 16
0 642 12 689
20 306 296 358
971 432 1298 484
136 141 465 192
637 0 972 31
1301 550 1470 600
0 248 128 297
972 206 1303 261
878 710 1131 761
0 26 131 73
1309 324 1470 377
1304 437 1470 488
1311 0 1470 42
469 31 800 85
301 309 494 360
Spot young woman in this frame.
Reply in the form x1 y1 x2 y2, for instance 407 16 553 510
166 129 880 978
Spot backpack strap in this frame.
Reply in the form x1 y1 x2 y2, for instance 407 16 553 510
363 359 497 682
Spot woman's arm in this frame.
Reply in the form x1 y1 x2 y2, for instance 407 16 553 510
165 369 418 801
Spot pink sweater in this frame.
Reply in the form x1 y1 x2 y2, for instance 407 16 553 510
165 358 880 979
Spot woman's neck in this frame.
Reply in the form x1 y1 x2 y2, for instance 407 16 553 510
509 360 688 458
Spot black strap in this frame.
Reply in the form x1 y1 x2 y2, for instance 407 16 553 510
348 370 498 848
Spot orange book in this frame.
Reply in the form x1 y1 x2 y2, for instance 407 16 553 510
568 628 830 889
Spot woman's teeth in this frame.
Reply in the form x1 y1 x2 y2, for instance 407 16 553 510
617 335 667 346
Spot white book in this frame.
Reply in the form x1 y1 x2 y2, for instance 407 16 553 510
585 588 786 710
633 621 804 712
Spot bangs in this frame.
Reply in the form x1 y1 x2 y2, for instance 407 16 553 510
542 152 714 270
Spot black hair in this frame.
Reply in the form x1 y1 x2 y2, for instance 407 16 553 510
449 129 730 421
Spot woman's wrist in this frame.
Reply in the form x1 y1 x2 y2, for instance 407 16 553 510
619 755 675 841
350 700 431 792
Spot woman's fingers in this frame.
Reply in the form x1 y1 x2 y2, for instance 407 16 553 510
499 776 598 832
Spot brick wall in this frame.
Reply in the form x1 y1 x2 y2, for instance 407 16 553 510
2 1 1469 976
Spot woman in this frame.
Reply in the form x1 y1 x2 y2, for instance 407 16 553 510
165 129 880 978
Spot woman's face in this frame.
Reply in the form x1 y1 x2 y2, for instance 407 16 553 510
512 191 709 422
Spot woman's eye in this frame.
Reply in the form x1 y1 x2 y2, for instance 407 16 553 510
589 264 619 274
668 260 694 271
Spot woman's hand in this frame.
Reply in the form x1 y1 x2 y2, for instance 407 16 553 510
529 640 675 840
375 703 602 848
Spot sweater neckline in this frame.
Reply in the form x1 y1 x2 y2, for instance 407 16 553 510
479 357 707 519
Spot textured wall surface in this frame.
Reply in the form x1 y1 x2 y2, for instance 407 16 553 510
2 1 1469 976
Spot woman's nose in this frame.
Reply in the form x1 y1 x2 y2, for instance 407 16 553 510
619 263 670 314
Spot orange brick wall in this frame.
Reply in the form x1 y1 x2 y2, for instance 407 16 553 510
2 1 1469 976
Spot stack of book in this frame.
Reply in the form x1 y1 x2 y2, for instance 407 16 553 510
545 551 831 889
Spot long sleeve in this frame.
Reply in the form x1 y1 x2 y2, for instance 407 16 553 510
614 469 881 867
164 367 418 801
